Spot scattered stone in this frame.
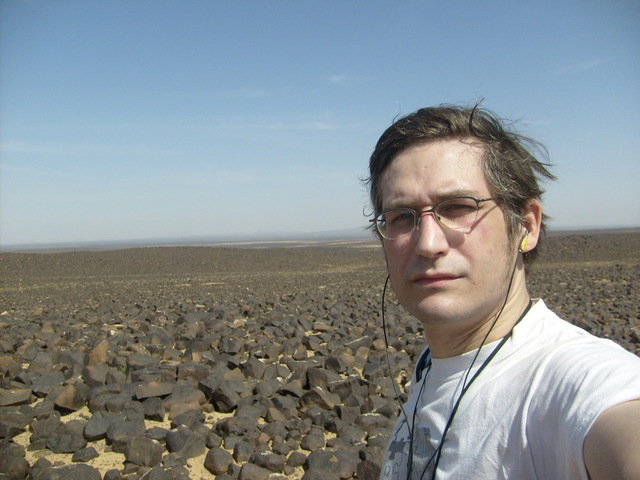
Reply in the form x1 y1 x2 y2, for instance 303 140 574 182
206 430 222 448
102 469 121 480
199 377 240 413
356 413 393 434
0 442 30 480
232 440 254 463
287 450 307 468
0 390 32 407
29 371 66 397
304 449 359 479
250 451 286 473
254 378 281 398
357 459 381 480
139 465 171 480
0 356 20 380
300 431 325 451
165 426 206 458
87 384 136 413
52 384 86 411
46 419 87 453
30 463 101 480
106 412 146 452
71 446 100 462
240 357 266 380
87 339 110 365
0 406 33 439
300 387 340 410
30 415 63 446
238 463 272 480
204 447 234 475
124 436 163 467
142 397 165 422
302 471 340 480
84 411 124 441
134 381 174 400
170 409 204 430
162 385 205 415
83 365 124 388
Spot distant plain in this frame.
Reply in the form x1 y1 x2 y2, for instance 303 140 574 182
2 229 638 356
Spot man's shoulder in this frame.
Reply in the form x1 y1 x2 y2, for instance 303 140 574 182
513 300 640 396
521 299 636 359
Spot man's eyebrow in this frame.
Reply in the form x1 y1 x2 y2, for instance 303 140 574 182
435 188 487 199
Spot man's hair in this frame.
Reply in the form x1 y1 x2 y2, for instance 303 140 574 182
365 103 556 266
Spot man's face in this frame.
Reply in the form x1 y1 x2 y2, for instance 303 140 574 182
379 139 517 330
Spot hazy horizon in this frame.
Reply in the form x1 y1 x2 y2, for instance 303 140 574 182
3 225 639 252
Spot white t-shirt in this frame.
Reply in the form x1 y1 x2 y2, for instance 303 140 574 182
380 300 640 480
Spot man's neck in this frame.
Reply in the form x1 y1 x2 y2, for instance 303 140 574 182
424 281 532 359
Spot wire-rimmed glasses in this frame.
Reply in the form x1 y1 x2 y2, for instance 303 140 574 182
371 196 498 240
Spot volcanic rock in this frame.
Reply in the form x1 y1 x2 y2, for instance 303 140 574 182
123 436 163 467
165 425 206 458
199 377 239 413
46 419 87 453
357 459 382 480
84 411 125 441
204 447 234 475
133 381 174 400
300 387 340 410
52 384 86 411
105 411 146 452
0 442 30 480
304 449 359 479
0 390 32 408
142 397 165 421
300 430 325 451
0 406 33 439
238 463 272 480
87 339 110 365
250 451 286 473
29 463 101 480
71 446 100 463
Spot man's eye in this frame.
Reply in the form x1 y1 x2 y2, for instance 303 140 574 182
387 211 414 224
439 202 475 217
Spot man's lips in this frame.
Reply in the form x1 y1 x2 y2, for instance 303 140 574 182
410 273 461 286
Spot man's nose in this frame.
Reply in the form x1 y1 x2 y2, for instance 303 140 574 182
414 212 449 258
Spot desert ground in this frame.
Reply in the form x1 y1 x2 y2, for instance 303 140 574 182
0 230 638 479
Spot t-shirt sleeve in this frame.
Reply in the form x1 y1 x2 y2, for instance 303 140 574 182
527 335 640 479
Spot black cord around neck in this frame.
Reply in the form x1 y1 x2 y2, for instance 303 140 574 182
426 299 533 479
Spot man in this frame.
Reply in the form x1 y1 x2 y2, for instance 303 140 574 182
366 105 640 480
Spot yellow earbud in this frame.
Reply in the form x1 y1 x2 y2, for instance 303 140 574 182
519 229 529 252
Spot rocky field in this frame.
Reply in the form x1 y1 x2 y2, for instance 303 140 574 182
0 231 638 480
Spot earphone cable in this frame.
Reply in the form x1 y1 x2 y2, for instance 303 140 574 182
381 274 419 477
381 275 410 420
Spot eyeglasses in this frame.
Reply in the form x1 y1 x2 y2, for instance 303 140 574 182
371 196 498 240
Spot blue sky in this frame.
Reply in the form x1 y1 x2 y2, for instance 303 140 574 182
1 1 639 246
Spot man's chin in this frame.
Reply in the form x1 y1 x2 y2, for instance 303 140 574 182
407 300 467 327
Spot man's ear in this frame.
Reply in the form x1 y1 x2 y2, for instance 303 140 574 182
520 199 543 252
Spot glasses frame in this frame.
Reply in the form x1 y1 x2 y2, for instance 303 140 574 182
370 196 498 240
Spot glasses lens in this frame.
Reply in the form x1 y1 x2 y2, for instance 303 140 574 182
435 197 479 229
377 209 416 239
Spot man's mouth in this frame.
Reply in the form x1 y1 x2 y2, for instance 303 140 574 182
411 273 461 287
